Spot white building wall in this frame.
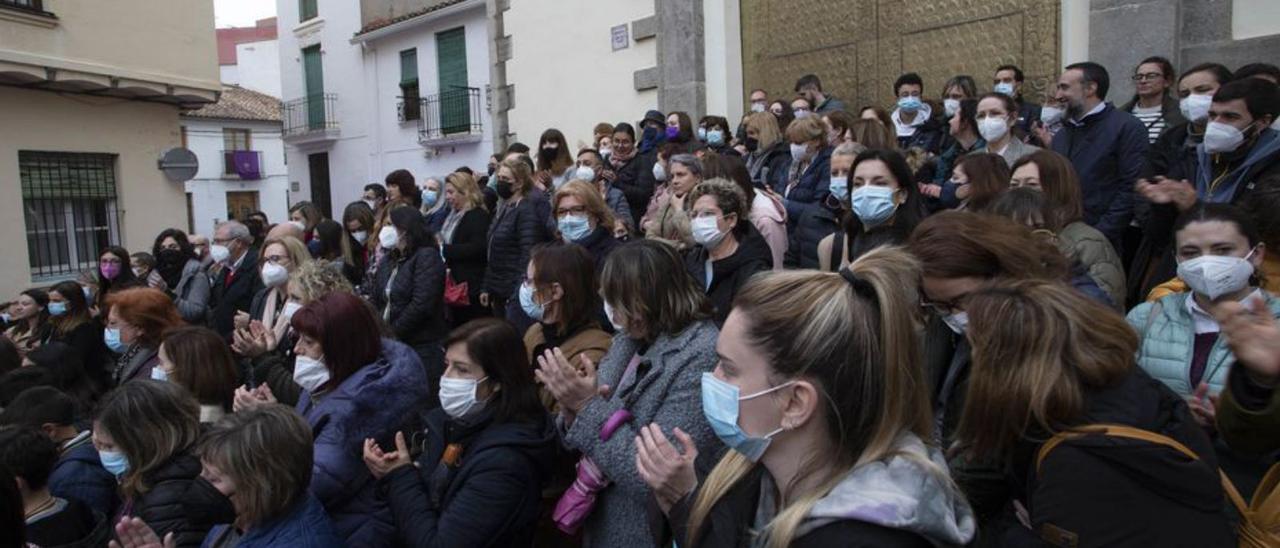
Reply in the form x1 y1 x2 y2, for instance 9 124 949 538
505 0 657 148
220 65 240 85
181 118 290 237
277 0 374 214
704 0 743 122
235 39 283 98
361 4 493 182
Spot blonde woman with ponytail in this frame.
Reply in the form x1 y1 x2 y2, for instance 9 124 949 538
635 247 975 547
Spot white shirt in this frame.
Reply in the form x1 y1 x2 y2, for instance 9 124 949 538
892 103 933 137
1068 101 1107 126
1185 288 1262 334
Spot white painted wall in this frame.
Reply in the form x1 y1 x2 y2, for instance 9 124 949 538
220 65 240 85
505 0 657 148
1233 0 1280 40
181 118 290 237
1061 1 1089 66
235 39 283 98
277 0 372 213
704 0 743 121
360 4 494 182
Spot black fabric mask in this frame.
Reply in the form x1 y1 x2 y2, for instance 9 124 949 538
156 249 188 287
183 476 237 528
496 180 515 200
745 137 759 153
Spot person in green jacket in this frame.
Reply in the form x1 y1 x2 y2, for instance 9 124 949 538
1214 296 1280 457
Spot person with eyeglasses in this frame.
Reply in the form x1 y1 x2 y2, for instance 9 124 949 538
1121 56 1186 145
551 180 620 268
208 220 263 339
682 179 771 327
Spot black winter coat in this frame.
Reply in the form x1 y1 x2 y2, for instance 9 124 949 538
1003 368 1234 547
441 207 491 303
684 225 772 327
208 248 262 338
785 198 841 269
572 225 621 271
898 118 950 155
664 466 931 548
746 141 791 187
768 146 832 226
372 245 447 347
484 193 550 300
129 451 209 548
379 408 556 548
613 151 658 218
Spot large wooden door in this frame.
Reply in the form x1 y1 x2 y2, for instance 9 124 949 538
307 153 332 219
226 191 259 222
740 0 1060 111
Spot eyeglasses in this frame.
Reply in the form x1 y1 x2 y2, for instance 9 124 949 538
556 205 589 217
920 293 970 316
265 255 289 265
1132 72 1164 82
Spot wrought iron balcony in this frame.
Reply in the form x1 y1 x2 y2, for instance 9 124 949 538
282 93 339 139
417 87 483 145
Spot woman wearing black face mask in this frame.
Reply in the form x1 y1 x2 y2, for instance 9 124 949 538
742 113 790 187
481 158 551 319
535 129 574 192
151 229 209 325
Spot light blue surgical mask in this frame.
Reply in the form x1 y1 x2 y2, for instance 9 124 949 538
99 449 130 477
48 302 68 316
828 176 849 201
851 185 898 227
150 367 169 382
104 327 127 354
706 129 725 146
518 282 544 321
897 95 922 112
424 190 439 208
696 127 708 142
993 82 1016 96
558 214 592 242
701 372 794 462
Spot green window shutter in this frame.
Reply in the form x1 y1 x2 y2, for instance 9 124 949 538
435 27 469 134
303 46 325 129
400 49 418 85
299 0 317 22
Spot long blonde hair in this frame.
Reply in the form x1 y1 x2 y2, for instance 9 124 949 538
686 246 937 547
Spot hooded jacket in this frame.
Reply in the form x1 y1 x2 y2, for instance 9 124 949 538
378 407 557 547
684 224 772 326
299 338 430 548
1006 368 1234 547
371 244 448 347
1194 127 1280 203
668 433 975 548
49 431 119 518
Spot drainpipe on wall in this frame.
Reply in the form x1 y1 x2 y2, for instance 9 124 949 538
487 0 511 153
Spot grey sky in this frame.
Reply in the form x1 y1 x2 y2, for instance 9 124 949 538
213 0 277 28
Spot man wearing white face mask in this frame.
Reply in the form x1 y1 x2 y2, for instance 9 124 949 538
682 180 771 327
208 220 263 338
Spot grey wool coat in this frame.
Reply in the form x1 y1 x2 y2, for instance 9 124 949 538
559 319 723 547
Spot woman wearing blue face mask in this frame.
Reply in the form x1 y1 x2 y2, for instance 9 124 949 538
637 247 975 547
697 115 738 157
551 180 620 268
104 288 184 385
362 318 554 547
421 177 450 233
1128 204 1280 419
767 116 832 225
93 380 208 546
521 244 612 406
42 281 110 389
837 149 925 267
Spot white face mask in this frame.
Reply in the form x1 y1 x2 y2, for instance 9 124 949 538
261 262 289 287
439 376 489 421
281 301 303 321
789 143 808 161
691 215 727 249
602 301 625 332
977 116 1010 142
378 226 400 249
1177 249 1256 300
209 244 231 264
363 199 379 211
1179 94 1213 123
352 230 369 245
943 98 961 118
293 355 330 393
942 311 969 335
290 220 307 231
750 102 767 113
652 161 667 182
575 165 596 182
1203 121 1249 154
1039 105 1065 127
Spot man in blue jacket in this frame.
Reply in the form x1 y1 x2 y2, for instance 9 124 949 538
1051 62 1150 256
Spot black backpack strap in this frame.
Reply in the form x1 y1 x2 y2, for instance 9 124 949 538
828 231 844 272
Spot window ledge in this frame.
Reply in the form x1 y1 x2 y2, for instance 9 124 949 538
293 16 324 37
0 5 57 28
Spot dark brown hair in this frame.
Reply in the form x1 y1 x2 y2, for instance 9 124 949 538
94 380 200 498
445 319 545 424
953 152 1011 212
601 240 712 343
529 243 601 336
198 404 313 529
1010 150 1085 225
160 326 238 411
907 210 1067 281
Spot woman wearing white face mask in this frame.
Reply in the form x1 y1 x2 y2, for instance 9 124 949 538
339 201 375 287
287 292 429 547
974 93 1039 167
636 248 975 547
361 318 554 546
1128 204 1279 417
245 237 311 355
683 179 771 327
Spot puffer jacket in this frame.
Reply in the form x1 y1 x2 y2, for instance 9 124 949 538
1127 290 1280 397
768 146 832 226
745 141 790 187
48 432 118 518
749 192 787 269
125 451 209 548
299 339 430 548
202 494 343 548
784 197 841 269
683 224 772 326
172 258 210 325
371 245 447 347
612 151 656 217
1058 221 1125 309
484 192 551 302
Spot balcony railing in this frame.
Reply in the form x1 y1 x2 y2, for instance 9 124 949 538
418 87 482 144
0 0 47 13
222 150 263 179
283 93 339 137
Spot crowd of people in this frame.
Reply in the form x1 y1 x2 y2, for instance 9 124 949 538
2 55 1280 548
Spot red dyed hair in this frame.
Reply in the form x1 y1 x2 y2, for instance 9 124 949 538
107 288 184 347
290 292 381 387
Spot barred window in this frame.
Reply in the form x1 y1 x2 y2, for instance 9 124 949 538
20 151 122 280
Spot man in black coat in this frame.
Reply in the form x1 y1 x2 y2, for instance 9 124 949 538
207 220 261 339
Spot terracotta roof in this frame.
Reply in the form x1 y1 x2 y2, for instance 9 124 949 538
183 85 281 122
216 18 278 66
355 0 467 36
